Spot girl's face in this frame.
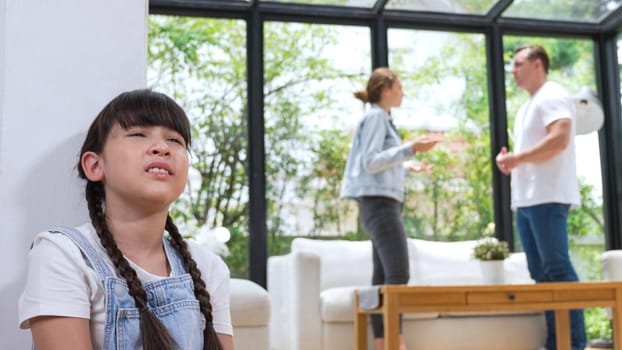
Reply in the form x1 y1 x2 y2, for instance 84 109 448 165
384 78 404 108
82 123 189 212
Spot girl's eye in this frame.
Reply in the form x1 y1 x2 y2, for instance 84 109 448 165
168 137 183 145
128 132 145 137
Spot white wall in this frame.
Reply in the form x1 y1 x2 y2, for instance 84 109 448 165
0 0 148 347
0 0 5 175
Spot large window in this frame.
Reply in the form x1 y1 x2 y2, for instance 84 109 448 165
503 0 622 22
147 0 622 341
148 15 250 277
263 22 371 247
388 29 492 241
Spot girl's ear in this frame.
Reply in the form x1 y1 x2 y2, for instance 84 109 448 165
81 151 105 181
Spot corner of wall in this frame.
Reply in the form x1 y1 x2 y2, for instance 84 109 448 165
1 0 148 347
0 0 7 175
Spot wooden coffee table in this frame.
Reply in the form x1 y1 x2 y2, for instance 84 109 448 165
355 281 622 350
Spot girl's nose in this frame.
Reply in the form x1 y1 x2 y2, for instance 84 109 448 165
150 140 171 156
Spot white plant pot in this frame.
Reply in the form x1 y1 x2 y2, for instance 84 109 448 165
479 260 505 284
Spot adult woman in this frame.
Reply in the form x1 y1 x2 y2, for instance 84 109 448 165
340 67 440 350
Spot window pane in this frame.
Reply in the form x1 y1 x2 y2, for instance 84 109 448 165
386 0 496 14
148 15 249 278
503 37 604 282
503 0 622 23
265 0 376 6
263 22 371 250
388 29 492 241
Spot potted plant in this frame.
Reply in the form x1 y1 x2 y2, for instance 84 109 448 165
473 223 510 284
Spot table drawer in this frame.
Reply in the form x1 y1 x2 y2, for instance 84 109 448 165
399 292 466 306
467 290 553 304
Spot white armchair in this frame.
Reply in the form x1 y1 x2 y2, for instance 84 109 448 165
597 249 622 349
268 238 375 350
230 278 271 350
268 250 324 350
603 250 622 281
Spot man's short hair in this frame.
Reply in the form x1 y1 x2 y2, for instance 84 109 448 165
515 45 550 74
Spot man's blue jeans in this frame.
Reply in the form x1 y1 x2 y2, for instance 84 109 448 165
516 203 586 350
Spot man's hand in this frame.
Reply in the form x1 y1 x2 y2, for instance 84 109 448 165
496 146 520 175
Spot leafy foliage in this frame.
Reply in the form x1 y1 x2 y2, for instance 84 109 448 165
149 16 249 235
585 307 612 340
473 238 510 260
262 22 363 240
504 0 618 22
393 32 493 240
473 223 510 260
148 17 365 276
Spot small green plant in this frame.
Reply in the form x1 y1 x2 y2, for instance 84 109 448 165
473 223 510 261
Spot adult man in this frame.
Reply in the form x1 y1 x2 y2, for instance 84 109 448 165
496 45 586 350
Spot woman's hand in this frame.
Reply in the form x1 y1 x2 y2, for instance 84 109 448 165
411 133 443 153
407 160 433 174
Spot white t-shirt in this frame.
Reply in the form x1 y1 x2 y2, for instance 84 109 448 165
18 223 233 349
511 80 581 210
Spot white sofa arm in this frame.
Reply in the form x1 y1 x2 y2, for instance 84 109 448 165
602 250 622 281
229 278 270 350
268 250 322 350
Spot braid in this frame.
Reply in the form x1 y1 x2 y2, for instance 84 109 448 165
165 216 224 350
84 182 177 350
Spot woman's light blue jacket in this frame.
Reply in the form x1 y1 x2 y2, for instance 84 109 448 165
340 103 415 203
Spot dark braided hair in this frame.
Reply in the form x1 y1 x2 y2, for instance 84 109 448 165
166 216 222 350
78 89 223 350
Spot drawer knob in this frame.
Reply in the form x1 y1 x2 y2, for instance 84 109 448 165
508 292 516 301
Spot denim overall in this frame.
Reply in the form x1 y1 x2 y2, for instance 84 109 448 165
50 226 205 350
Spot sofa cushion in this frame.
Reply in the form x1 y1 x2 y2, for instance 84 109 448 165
320 286 439 323
504 252 535 284
409 238 534 286
409 239 481 285
291 238 373 291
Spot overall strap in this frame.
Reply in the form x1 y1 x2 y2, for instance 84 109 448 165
163 237 188 276
48 226 116 280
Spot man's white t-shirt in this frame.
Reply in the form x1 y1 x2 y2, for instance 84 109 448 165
18 223 233 348
511 80 581 210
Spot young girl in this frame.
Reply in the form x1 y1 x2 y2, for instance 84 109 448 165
18 89 234 350
340 67 440 350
